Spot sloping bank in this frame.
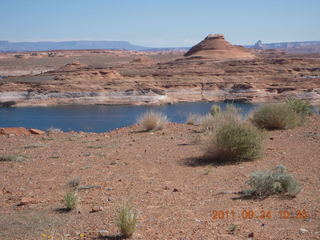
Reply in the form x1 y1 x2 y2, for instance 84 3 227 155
1 87 320 107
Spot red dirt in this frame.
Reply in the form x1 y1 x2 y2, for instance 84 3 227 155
0 117 319 239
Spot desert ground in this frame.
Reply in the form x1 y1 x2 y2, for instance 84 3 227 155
0 115 320 240
0 35 320 106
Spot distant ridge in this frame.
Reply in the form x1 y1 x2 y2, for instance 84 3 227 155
1 39 319 53
249 40 320 49
0 40 149 52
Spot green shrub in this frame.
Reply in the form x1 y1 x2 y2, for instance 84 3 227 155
251 103 300 130
210 104 221 116
137 111 168 131
243 165 300 198
286 97 313 118
117 202 138 238
64 191 77 210
205 122 263 162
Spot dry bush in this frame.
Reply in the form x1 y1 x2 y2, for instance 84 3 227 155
251 103 300 130
117 202 138 238
242 165 300 198
137 111 168 131
205 122 263 162
200 105 242 132
186 113 202 125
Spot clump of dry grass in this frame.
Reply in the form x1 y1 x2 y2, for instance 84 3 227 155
46 127 62 133
242 165 301 198
117 202 138 238
186 113 202 125
64 191 78 211
67 177 81 189
137 111 168 131
200 105 242 132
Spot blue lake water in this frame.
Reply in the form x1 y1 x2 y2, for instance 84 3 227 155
0 102 260 133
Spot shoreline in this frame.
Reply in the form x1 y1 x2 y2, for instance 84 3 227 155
1 89 320 107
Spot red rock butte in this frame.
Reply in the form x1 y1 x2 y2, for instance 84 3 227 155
184 34 256 60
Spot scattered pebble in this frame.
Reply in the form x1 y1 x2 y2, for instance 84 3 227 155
299 228 308 234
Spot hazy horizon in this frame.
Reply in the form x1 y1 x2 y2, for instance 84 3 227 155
1 0 319 47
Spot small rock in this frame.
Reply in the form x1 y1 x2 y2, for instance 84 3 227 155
300 228 308 234
29 128 45 135
248 232 254 238
97 230 109 235
18 197 38 206
270 137 274 140
173 188 179 192
0 127 31 136
90 206 103 213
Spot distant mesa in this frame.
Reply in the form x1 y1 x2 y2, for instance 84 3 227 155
184 34 256 60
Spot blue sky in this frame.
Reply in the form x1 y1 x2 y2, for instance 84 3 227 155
0 0 319 47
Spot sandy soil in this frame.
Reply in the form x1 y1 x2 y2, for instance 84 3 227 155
0 116 319 240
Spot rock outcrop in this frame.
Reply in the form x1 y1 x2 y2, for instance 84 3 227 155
253 40 266 50
0 127 46 136
185 34 256 60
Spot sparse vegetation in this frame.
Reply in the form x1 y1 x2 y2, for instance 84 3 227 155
67 177 81 189
242 165 300 198
210 104 221 116
64 191 78 210
87 145 103 149
251 103 300 130
117 202 138 238
227 224 237 234
203 166 212 175
201 105 242 132
286 97 313 118
24 143 46 149
137 111 168 131
0 155 25 162
47 127 62 133
186 113 202 125
206 122 263 162
201 105 262 163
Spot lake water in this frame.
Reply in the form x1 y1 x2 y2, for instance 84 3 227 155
0 102 259 133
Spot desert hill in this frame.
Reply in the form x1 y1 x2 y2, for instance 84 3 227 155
184 34 256 60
